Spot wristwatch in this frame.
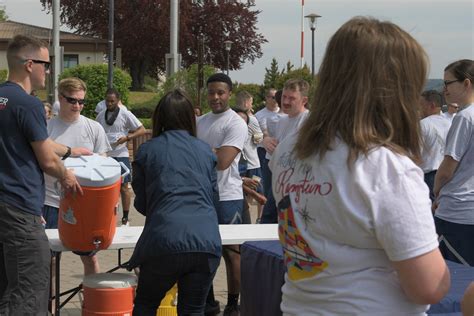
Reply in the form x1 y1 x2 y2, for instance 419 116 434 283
62 146 71 160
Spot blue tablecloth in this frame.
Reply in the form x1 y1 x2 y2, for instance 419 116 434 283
240 240 472 316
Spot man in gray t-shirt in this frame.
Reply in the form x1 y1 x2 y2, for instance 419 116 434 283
43 77 111 276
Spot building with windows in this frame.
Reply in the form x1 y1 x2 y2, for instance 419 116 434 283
0 20 106 71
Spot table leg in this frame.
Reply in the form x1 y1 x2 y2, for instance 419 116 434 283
54 251 61 316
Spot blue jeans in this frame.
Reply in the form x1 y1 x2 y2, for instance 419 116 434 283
261 190 277 224
257 148 271 198
424 170 437 202
42 204 59 229
133 253 220 316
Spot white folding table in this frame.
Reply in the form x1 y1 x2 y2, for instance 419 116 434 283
46 224 279 315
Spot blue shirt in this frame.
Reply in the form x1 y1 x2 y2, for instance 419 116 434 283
129 130 221 267
0 81 48 215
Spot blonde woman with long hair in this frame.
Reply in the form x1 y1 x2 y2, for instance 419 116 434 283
270 17 450 315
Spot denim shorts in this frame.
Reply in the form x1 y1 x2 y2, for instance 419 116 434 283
112 157 132 183
216 199 244 225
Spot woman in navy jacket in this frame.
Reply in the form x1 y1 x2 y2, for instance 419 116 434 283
129 89 221 316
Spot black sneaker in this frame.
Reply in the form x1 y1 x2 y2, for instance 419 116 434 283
204 299 220 316
223 304 240 316
121 217 129 226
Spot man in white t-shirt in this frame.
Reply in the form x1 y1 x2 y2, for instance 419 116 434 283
419 90 451 201
261 78 310 223
96 89 146 226
235 90 264 221
255 88 285 198
441 103 459 121
95 89 126 114
197 73 247 315
43 77 111 275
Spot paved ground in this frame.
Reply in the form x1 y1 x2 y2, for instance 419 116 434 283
51 197 259 315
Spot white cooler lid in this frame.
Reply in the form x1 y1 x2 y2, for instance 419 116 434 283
64 154 122 187
83 273 137 288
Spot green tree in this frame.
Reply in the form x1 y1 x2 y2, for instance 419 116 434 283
275 65 313 89
60 64 132 118
41 0 267 91
0 8 8 22
161 64 216 113
263 58 281 90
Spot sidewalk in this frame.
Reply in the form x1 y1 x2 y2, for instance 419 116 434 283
53 199 259 315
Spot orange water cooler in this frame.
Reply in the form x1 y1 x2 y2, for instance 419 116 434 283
58 154 126 252
82 273 137 316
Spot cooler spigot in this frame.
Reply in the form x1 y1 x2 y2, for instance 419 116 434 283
93 238 102 249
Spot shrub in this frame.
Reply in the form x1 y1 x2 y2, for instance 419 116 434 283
0 69 8 83
60 64 132 118
139 118 152 129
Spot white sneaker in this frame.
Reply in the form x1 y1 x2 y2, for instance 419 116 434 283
121 218 130 227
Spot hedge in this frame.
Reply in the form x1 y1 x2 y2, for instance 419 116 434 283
60 64 132 118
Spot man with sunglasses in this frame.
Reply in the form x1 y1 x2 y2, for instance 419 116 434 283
441 103 459 122
0 35 88 315
254 88 283 200
43 77 111 276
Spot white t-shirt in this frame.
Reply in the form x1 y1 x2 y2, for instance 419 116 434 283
270 134 438 315
255 107 284 149
242 115 262 169
420 114 451 173
197 109 248 201
255 106 281 132
96 107 143 157
266 110 308 160
436 103 474 225
44 115 111 207
441 111 456 122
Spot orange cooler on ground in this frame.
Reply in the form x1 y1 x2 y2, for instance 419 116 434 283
59 154 122 252
82 273 137 316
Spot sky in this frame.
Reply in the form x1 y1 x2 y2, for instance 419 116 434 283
3 0 473 84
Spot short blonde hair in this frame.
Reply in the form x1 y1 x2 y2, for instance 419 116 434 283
58 77 87 95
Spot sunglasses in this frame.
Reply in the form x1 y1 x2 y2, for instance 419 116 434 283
61 94 86 105
24 59 51 71
444 79 461 88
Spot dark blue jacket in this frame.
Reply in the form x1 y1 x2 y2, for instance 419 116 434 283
128 130 221 268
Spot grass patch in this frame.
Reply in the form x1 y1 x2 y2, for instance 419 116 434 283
128 91 160 109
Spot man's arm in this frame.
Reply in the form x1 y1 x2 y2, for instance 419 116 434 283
433 155 458 198
262 136 278 154
116 126 146 145
49 139 93 157
31 138 82 195
215 146 241 171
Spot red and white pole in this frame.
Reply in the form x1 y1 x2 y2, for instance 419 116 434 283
300 0 304 68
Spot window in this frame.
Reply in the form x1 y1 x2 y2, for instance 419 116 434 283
64 55 79 69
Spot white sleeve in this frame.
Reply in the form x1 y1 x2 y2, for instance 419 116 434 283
221 117 247 151
125 110 143 132
369 166 439 261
